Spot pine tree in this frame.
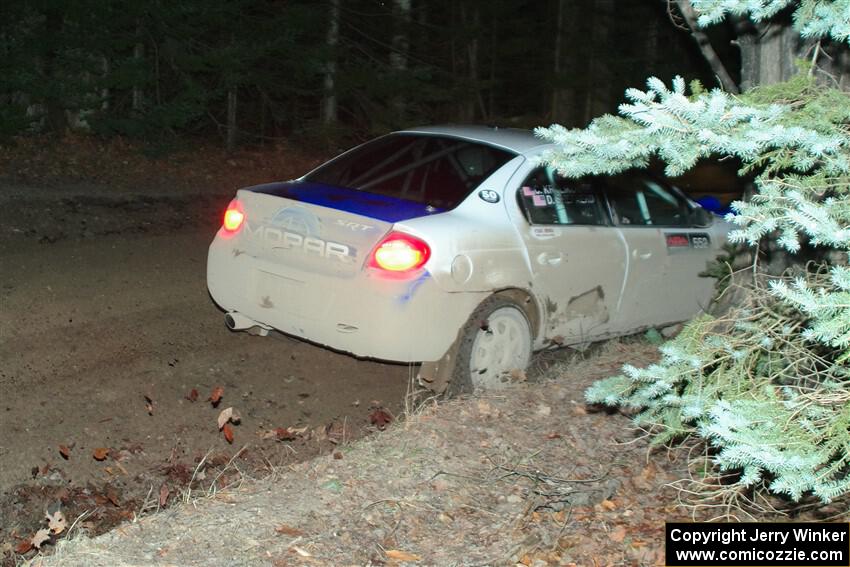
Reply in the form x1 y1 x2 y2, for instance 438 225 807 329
539 0 850 506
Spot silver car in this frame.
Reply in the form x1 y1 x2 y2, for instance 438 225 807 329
207 125 728 394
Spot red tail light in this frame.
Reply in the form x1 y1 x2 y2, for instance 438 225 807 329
368 232 431 273
222 199 245 233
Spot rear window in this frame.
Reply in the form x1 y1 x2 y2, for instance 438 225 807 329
305 133 516 210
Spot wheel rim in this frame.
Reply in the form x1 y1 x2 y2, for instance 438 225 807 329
469 306 531 390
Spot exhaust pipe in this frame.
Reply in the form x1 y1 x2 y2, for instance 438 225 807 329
225 312 271 336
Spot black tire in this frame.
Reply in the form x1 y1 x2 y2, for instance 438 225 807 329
446 295 533 396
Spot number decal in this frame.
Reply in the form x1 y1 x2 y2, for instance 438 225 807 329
478 189 500 204
691 235 710 249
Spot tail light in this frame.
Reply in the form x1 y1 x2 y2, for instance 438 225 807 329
222 199 245 233
368 231 431 273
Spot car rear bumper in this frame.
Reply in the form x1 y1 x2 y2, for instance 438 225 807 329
207 236 485 362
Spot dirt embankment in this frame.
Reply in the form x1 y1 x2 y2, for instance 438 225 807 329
29 342 692 567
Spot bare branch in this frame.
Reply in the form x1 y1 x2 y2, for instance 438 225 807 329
676 0 741 93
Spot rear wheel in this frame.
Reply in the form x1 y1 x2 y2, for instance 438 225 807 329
447 296 533 395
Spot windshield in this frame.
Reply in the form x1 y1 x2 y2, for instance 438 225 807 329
305 133 516 210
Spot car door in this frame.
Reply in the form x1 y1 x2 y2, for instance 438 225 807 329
604 175 718 331
507 165 628 345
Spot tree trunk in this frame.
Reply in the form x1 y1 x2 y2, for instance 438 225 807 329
226 86 237 153
836 47 850 91
677 0 739 93
322 0 340 126
459 4 480 122
582 0 612 124
132 20 144 112
43 7 66 133
488 14 497 120
390 0 411 120
550 0 566 121
101 56 110 110
736 18 803 90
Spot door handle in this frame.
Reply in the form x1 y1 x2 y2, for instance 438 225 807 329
537 252 564 266
633 249 652 260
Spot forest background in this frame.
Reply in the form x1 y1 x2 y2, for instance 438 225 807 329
0 0 739 152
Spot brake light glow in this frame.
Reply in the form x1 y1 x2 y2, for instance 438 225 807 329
223 200 245 233
368 232 431 273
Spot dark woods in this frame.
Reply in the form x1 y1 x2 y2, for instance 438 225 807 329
0 1 718 149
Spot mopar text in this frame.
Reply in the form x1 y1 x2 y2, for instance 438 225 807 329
244 222 352 261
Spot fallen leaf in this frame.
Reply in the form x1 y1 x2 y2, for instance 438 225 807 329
106 487 120 507
276 427 296 441
609 525 627 543
186 388 199 402
209 386 224 406
217 407 241 430
159 483 169 507
386 549 422 562
274 524 305 537
31 528 51 550
600 499 617 511
144 395 154 415
222 422 234 444
546 432 562 439
92 447 110 461
58 445 70 460
46 509 66 535
476 400 494 417
369 407 393 430
14 540 33 554
333 451 343 460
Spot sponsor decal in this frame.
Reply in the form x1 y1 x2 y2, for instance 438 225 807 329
522 185 556 207
245 206 355 262
531 226 560 240
665 232 711 253
271 206 322 237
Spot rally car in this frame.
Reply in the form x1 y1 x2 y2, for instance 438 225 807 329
207 125 728 394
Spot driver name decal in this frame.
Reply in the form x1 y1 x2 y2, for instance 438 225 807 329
665 232 711 253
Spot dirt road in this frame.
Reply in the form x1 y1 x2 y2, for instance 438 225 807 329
0 185 410 551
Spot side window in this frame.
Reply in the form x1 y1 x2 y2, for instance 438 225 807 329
606 176 689 227
516 167 605 226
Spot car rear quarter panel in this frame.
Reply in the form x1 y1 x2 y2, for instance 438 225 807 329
401 155 533 294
